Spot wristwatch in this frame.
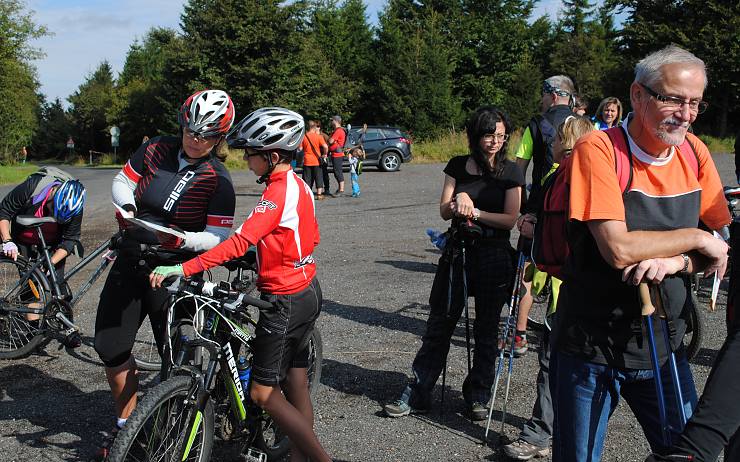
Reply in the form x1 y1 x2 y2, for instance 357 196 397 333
472 208 481 221
680 253 690 273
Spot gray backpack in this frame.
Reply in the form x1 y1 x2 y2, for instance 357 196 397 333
29 166 76 198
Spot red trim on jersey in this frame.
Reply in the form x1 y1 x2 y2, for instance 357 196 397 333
123 161 142 183
207 215 234 227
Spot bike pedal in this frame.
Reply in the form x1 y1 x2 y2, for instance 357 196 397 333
243 447 267 462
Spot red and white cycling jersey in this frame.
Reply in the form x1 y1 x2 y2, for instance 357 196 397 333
183 170 319 294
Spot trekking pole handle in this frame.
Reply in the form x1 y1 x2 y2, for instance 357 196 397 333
639 282 656 316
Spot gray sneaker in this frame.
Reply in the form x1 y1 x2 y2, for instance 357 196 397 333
468 401 489 421
502 438 550 460
382 386 429 418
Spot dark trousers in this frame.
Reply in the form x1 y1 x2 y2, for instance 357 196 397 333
669 329 740 461
664 222 740 461
519 327 553 447
303 165 323 191
320 158 331 192
331 155 344 185
409 242 513 406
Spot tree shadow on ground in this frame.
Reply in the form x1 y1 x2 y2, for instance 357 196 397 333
323 299 477 350
376 259 437 273
0 363 113 461
320 358 527 451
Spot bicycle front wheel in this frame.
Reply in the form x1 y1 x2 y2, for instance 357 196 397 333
108 376 214 462
0 256 50 359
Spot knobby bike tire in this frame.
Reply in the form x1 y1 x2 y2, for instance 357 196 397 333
685 290 704 362
108 375 214 462
0 256 51 359
307 328 323 398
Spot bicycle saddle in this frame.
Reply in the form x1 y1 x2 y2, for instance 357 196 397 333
16 215 56 227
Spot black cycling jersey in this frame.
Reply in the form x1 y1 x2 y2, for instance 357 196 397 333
121 136 235 244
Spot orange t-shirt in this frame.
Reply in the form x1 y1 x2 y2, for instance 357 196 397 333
568 130 730 230
300 132 326 167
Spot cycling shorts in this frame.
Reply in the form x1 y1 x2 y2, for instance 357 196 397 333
251 278 322 386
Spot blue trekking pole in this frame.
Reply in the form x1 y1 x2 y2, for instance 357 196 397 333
484 251 526 441
639 283 687 448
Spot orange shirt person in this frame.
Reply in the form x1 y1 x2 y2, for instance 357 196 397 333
300 120 328 198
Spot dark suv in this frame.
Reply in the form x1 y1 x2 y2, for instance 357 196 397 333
347 126 412 172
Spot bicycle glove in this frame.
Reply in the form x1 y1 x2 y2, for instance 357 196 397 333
2 241 18 260
151 264 184 279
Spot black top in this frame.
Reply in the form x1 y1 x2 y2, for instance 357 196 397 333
125 136 236 244
443 155 524 239
0 175 83 254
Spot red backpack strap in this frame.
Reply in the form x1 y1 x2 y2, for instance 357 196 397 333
604 126 633 193
678 134 700 179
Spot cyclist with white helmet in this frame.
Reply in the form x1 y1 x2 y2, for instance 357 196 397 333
0 173 85 347
93 90 237 459
151 107 331 462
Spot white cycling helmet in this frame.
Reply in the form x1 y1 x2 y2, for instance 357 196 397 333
227 107 305 151
178 89 235 137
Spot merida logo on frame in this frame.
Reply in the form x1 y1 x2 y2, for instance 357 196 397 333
164 170 196 211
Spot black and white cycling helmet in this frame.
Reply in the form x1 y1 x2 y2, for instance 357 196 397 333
226 107 305 152
178 89 235 137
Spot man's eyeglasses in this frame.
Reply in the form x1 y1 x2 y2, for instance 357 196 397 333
639 83 708 114
184 129 219 143
482 133 509 143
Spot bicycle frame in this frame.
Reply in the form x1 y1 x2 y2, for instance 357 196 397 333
163 288 263 460
3 229 118 324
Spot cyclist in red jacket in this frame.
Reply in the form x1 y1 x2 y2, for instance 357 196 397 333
151 107 331 462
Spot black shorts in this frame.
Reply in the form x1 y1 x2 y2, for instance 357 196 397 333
251 278 322 386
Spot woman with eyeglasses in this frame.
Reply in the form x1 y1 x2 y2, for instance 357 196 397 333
92 89 237 460
383 106 524 421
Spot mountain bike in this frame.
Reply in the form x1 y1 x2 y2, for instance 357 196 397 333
0 217 181 371
108 273 323 462
0 216 128 360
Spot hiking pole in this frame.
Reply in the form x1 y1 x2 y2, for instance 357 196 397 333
462 242 472 375
484 252 526 441
653 284 688 429
639 283 687 448
440 243 455 416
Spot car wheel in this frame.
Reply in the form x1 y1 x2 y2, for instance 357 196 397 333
380 151 401 172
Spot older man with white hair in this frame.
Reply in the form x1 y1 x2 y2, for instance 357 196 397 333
550 45 730 461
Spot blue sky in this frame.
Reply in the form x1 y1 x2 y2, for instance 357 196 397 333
28 0 565 105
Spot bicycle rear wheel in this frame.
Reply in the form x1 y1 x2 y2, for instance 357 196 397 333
684 290 704 361
0 256 50 359
132 319 160 371
108 375 214 462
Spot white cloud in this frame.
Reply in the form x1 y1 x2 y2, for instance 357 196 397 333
28 0 183 104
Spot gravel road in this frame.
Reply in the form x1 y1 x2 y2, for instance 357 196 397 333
0 153 736 462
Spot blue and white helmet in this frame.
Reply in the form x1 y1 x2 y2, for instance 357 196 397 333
52 180 85 223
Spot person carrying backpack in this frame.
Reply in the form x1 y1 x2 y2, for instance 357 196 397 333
504 115 595 460
511 75 576 357
550 45 730 462
0 167 86 347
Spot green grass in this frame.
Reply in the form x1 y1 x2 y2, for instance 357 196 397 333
698 135 735 154
0 164 38 185
412 128 524 163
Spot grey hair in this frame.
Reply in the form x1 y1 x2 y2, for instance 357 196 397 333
635 45 707 89
545 75 575 95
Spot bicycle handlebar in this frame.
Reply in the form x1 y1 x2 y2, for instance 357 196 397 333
163 276 273 311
